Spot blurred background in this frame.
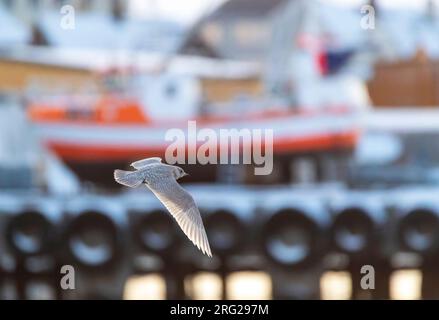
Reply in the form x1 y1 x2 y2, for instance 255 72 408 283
1 0 439 300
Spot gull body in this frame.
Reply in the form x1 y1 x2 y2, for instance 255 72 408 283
114 157 212 257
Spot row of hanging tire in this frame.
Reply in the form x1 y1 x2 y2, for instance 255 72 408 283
1 186 439 299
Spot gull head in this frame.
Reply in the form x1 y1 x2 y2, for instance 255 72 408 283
173 166 189 180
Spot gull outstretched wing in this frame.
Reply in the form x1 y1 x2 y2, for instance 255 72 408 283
146 176 212 257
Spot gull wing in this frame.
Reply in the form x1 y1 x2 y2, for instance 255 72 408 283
131 157 162 169
146 176 212 257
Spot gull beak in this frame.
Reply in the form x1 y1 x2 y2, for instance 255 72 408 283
183 172 190 177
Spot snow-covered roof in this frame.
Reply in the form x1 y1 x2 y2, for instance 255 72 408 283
366 108 439 133
38 11 186 53
0 46 261 79
0 5 31 46
379 9 439 59
208 0 287 19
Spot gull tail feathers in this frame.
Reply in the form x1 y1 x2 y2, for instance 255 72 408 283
114 170 143 188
